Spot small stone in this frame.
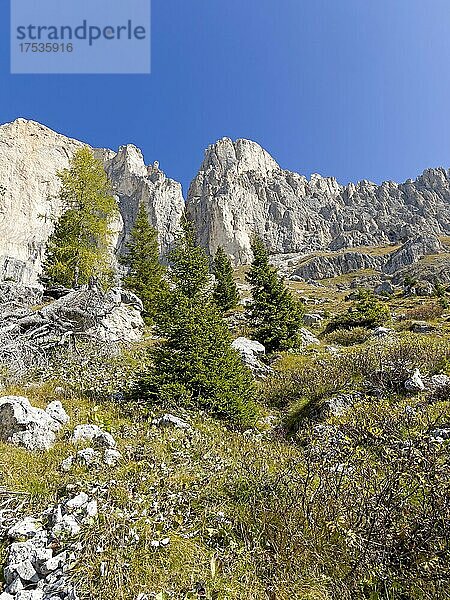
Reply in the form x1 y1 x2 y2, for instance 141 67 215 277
72 424 116 448
303 313 323 326
40 552 67 576
326 346 340 356
6 576 25 594
45 401 70 425
0 396 61 451
15 592 44 600
410 321 436 334
76 447 99 465
52 514 81 537
427 374 450 390
61 456 74 472
85 499 98 518
7 517 43 540
299 328 320 346
66 492 89 509
15 559 39 583
404 369 425 392
65 492 89 510
4 565 18 585
429 428 450 443
371 326 394 338
152 414 191 430
8 542 33 565
103 448 122 466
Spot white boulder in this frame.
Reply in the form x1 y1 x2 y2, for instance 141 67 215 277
0 396 67 451
299 328 320 346
72 424 116 448
404 369 425 392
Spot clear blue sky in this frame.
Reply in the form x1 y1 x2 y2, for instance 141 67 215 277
1 0 450 194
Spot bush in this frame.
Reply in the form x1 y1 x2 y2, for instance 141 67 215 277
323 326 371 347
405 302 444 321
263 334 450 416
327 290 390 332
228 407 450 599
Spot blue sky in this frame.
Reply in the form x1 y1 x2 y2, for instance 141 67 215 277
1 0 450 194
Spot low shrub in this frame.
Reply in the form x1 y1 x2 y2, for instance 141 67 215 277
405 302 444 321
263 334 450 417
323 326 371 347
327 290 391 332
228 400 450 599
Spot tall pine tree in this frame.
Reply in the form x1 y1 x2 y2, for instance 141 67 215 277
135 217 256 425
41 146 118 289
213 246 239 312
246 236 303 352
120 203 167 324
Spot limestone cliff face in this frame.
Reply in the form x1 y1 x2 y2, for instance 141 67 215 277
0 119 84 284
0 119 184 284
186 137 450 265
95 144 184 259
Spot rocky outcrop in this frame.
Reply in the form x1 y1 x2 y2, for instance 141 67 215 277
2 490 97 599
0 120 85 284
383 235 443 274
231 337 271 377
7 286 144 345
291 252 385 280
1 121 449 282
0 119 184 285
0 285 144 379
186 137 450 265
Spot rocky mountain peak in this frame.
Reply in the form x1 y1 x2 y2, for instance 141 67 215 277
186 137 450 264
197 137 280 179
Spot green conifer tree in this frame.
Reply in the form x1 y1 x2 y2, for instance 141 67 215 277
246 236 303 352
41 146 118 289
213 246 239 312
136 217 256 425
120 203 167 324
167 215 210 299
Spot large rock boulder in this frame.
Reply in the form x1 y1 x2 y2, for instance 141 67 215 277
0 396 69 450
8 286 144 345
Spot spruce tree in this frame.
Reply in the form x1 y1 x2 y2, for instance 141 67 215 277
167 215 210 299
246 236 303 352
136 218 256 425
213 246 239 312
120 203 167 324
41 146 118 289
